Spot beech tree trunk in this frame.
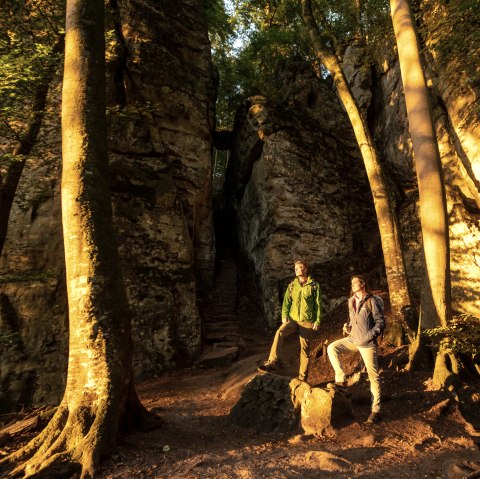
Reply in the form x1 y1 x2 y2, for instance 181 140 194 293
0 0 146 477
390 0 452 387
390 0 451 329
301 0 412 345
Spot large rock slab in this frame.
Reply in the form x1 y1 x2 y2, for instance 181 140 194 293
229 374 300 433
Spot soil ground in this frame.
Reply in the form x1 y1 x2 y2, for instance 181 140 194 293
2 303 479 479
95 346 479 478
98 302 480 479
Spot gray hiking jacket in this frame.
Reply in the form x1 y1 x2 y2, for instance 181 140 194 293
347 293 385 347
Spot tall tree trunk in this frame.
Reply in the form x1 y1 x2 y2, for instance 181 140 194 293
0 35 64 257
354 0 364 42
389 0 451 329
301 0 413 345
390 0 453 387
0 0 146 477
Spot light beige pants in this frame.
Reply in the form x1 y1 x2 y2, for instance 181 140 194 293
327 337 381 413
268 320 313 380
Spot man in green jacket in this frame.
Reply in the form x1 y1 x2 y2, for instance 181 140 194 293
258 260 322 382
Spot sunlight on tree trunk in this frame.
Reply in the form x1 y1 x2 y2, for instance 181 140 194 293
389 0 451 329
301 0 412 345
390 0 454 386
0 0 147 477
354 0 364 42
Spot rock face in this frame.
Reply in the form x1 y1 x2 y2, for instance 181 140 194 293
0 82 67 411
0 0 215 412
108 0 216 377
230 36 480 328
227 64 379 327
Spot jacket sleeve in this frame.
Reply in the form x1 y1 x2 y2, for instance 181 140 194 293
281 284 292 320
314 283 322 325
370 296 385 338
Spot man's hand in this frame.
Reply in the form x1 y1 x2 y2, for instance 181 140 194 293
342 323 350 336
313 323 320 331
282 317 290 324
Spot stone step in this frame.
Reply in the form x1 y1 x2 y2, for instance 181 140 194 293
209 341 241 349
204 315 239 323
205 322 239 334
205 332 242 343
197 346 239 368
203 308 237 316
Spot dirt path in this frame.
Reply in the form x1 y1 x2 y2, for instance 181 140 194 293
95 343 480 479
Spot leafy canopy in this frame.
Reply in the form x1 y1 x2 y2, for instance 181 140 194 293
205 0 393 129
0 0 64 152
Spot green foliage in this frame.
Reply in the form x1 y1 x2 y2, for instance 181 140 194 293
417 0 480 89
206 0 394 128
425 313 480 356
0 331 21 347
0 0 64 146
205 0 235 50
213 148 230 195
207 0 314 128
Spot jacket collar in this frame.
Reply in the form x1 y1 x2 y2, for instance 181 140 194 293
296 275 314 285
351 292 372 307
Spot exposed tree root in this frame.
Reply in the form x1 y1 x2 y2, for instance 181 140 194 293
0 390 149 479
406 334 434 372
432 348 477 390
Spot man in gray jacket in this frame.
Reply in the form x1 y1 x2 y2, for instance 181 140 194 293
327 275 385 424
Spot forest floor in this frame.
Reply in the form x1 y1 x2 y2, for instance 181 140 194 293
99 303 480 479
2 306 480 479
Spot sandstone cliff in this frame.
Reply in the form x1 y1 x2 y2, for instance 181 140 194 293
227 63 380 328
0 0 215 412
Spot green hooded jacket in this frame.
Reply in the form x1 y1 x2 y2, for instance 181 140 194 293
281 276 322 325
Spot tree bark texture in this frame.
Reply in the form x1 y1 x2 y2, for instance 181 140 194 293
301 0 413 345
390 0 451 328
0 0 145 477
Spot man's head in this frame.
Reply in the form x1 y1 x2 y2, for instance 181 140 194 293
294 260 308 278
351 275 367 295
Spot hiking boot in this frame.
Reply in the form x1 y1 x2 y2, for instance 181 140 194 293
365 412 381 425
258 360 277 373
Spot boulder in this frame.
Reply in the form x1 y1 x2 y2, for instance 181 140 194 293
229 374 353 436
300 385 353 436
229 374 300 433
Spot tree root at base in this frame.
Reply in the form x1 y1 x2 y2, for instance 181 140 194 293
0 392 149 479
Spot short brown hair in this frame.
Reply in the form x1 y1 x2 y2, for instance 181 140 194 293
294 260 308 268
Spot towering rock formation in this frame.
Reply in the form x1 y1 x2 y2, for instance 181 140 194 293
0 0 216 412
227 63 380 327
